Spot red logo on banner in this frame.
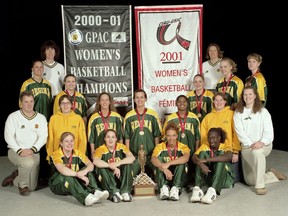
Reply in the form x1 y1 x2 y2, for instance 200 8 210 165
156 21 191 50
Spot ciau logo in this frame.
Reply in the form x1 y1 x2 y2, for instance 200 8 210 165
156 18 190 50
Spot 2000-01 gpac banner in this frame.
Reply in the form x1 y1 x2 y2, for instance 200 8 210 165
62 5 133 117
134 5 203 121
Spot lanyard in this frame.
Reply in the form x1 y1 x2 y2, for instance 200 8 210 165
136 108 147 133
246 71 259 86
109 145 117 163
167 142 178 161
99 111 111 131
177 112 187 134
62 149 73 169
210 148 215 158
65 90 76 111
222 74 233 94
195 89 205 115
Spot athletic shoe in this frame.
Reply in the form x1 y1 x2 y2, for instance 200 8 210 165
201 187 217 204
85 193 100 206
122 192 132 202
112 192 123 203
94 190 109 200
169 186 179 201
160 185 169 200
256 188 267 195
190 186 204 203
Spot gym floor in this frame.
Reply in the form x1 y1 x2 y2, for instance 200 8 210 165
1 149 287 216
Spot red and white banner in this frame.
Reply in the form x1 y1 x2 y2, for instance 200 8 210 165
62 5 133 117
135 5 203 120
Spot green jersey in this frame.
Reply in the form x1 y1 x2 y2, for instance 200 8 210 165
163 112 200 154
216 75 244 106
245 72 267 106
186 89 214 122
152 141 190 162
50 148 89 173
124 108 162 156
20 78 53 120
87 111 123 149
94 143 130 163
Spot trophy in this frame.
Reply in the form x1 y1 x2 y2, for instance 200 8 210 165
138 144 146 173
133 144 155 196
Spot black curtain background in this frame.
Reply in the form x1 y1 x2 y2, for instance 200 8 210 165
1 0 285 156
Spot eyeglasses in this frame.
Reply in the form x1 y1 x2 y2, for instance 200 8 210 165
60 102 71 106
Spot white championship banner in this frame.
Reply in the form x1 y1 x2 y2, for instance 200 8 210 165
134 5 203 120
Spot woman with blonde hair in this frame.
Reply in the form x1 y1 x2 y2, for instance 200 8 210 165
245 53 267 106
216 57 244 110
49 132 108 206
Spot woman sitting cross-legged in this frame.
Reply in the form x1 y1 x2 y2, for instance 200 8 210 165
48 132 109 206
191 127 234 204
93 129 135 203
151 121 190 201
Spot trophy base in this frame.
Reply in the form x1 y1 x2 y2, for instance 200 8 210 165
133 184 156 196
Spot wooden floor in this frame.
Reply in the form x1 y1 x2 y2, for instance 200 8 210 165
1 149 287 216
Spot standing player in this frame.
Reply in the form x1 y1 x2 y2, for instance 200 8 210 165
215 57 244 110
245 53 267 106
40 40 65 98
124 89 162 178
186 74 214 122
20 60 53 121
202 43 223 90
88 92 123 159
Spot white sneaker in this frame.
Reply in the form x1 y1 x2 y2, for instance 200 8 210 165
85 193 99 206
160 185 169 200
94 190 109 200
112 192 123 203
190 186 204 203
201 187 217 204
169 186 179 201
122 192 132 202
